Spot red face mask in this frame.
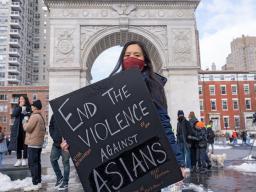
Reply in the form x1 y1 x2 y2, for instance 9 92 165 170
123 57 145 71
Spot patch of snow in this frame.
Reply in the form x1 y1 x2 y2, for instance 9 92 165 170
228 163 256 173
214 145 232 149
0 172 56 192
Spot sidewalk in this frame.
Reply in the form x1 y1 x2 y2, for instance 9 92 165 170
0 152 83 191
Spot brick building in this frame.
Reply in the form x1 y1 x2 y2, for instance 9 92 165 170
199 71 256 133
0 86 49 135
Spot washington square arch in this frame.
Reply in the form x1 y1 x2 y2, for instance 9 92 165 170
44 0 201 126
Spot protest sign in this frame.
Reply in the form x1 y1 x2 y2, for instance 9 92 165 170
50 69 183 192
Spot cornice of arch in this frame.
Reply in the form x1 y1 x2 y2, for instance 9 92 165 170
45 0 200 9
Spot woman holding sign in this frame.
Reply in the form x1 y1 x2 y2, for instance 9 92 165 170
61 41 185 177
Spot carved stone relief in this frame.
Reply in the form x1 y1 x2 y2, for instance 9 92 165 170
172 29 192 64
112 4 136 16
80 26 107 49
54 29 75 64
141 26 168 48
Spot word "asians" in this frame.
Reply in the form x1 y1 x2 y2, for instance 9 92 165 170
90 137 167 192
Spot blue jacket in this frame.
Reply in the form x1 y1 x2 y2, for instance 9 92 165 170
154 102 185 167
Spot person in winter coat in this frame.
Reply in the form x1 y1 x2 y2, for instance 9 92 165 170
176 110 193 169
9 95 31 167
194 121 208 173
206 120 215 154
49 115 70 191
0 125 8 166
61 41 186 178
188 111 198 171
23 100 46 191
232 129 238 145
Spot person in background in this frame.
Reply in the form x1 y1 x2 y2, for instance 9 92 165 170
176 110 192 169
232 129 238 145
23 100 46 191
5 135 11 155
194 121 208 173
9 95 31 167
241 130 247 145
188 111 198 172
61 41 186 178
49 115 70 191
0 125 8 166
206 120 215 154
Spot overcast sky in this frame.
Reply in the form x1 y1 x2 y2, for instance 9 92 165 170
91 0 256 82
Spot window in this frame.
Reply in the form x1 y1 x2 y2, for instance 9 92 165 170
231 85 237 95
243 75 247 80
234 116 240 128
0 94 7 100
220 85 226 95
220 75 224 80
210 99 217 111
209 75 214 81
232 99 239 110
245 99 251 110
223 116 229 128
0 116 7 123
199 85 202 95
243 84 250 95
200 100 204 111
222 99 228 110
231 75 235 81
209 85 215 95
0 104 7 112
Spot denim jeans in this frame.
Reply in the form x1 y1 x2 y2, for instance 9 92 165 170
50 144 70 184
178 143 191 168
0 152 3 166
196 147 207 168
28 147 42 185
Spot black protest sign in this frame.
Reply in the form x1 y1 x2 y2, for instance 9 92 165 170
49 69 183 192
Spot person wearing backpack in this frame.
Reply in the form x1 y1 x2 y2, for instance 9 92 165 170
206 120 215 154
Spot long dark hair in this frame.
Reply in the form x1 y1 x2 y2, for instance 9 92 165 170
110 41 167 109
18 95 30 106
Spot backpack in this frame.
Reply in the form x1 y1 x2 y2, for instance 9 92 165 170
207 128 215 140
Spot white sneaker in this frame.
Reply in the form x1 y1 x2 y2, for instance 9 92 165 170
24 183 42 191
14 159 22 167
21 159 27 166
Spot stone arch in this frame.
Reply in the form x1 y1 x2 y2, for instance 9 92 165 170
80 27 166 82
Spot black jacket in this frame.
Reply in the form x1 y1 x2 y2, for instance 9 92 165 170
9 105 31 151
177 117 192 144
49 115 62 147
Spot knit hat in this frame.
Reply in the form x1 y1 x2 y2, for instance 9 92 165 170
177 110 184 116
195 121 205 128
32 100 42 110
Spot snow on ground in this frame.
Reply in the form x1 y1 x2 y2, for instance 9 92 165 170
161 182 212 192
0 172 55 192
214 145 232 150
242 155 256 160
228 163 256 173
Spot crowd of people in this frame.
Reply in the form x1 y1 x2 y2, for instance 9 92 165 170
0 41 255 191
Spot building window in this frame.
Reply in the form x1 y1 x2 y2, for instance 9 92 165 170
220 75 224 80
244 84 250 95
199 85 202 95
243 75 247 80
222 99 228 110
234 116 240 128
32 94 37 101
220 85 226 95
231 85 237 95
0 116 7 123
232 99 239 110
231 75 235 81
0 104 7 112
245 99 251 110
223 116 229 128
210 99 217 111
200 100 204 111
209 85 215 95
0 94 7 100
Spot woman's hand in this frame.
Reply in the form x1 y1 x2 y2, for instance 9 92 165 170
60 138 69 152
